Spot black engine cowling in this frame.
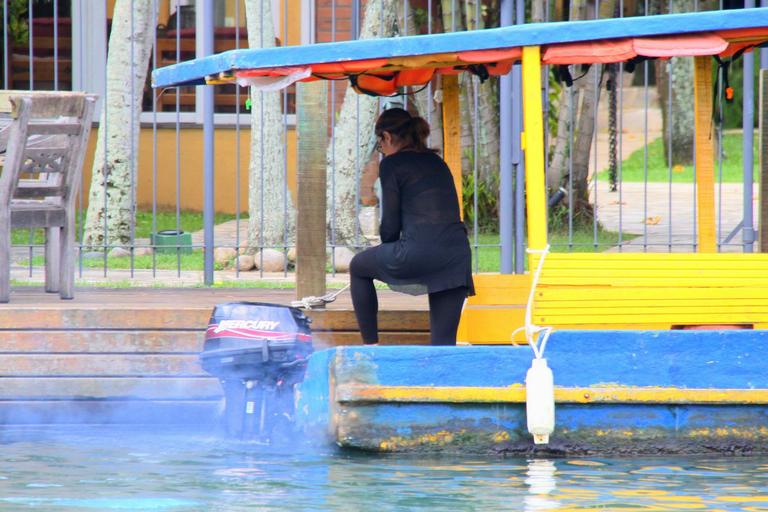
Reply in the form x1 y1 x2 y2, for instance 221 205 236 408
200 302 313 440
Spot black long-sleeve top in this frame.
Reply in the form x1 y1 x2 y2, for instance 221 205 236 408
378 151 462 243
371 150 474 296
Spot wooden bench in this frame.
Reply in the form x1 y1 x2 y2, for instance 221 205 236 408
458 252 768 344
0 92 96 302
457 273 530 344
532 252 768 330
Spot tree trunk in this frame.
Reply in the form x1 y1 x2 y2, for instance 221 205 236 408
326 0 398 246
656 0 695 166
546 0 610 222
245 0 293 251
547 85 574 192
546 0 584 193
569 0 604 219
462 0 499 189
82 0 154 248
571 62 602 216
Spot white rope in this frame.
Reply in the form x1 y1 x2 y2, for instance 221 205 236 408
290 283 351 310
512 245 553 359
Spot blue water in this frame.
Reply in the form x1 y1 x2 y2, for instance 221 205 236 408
0 426 767 511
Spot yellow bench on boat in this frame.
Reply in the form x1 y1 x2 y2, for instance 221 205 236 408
533 252 768 330
458 252 768 344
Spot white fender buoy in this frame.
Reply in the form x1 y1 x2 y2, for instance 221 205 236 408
526 358 555 444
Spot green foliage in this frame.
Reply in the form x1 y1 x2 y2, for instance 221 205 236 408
410 7 430 31
597 132 758 183
133 210 245 240
547 202 598 233
462 172 498 233
12 210 246 247
547 72 562 135
719 57 761 130
471 229 629 272
8 0 29 45
25 252 226 271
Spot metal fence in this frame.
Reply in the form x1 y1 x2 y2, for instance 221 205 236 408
1 0 767 286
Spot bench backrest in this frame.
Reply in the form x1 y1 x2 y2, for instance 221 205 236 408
533 252 768 329
458 252 768 344
0 92 95 226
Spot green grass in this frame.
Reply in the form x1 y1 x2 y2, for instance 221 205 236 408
10 279 350 290
471 228 627 272
11 210 245 246
21 227 626 274
598 132 759 183
25 252 224 271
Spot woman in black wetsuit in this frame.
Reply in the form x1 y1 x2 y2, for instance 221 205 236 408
349 108 475 346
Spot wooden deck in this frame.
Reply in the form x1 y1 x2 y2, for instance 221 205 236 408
0 287 429 425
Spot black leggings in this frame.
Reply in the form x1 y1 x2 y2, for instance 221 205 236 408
350 248 467 346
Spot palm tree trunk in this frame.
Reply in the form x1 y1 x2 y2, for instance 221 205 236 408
571 62 602 215
245 0 293 251
326 0 398 246
547 86 574 192
82 0 154 248
656 0 695 166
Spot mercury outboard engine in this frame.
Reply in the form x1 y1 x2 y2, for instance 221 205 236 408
200 302 313 441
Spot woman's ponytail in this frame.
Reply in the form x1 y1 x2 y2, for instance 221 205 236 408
375 108 436 153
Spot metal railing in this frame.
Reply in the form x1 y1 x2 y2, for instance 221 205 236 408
1 0 765 287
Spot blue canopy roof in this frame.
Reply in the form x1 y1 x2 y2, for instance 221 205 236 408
152 8 768 88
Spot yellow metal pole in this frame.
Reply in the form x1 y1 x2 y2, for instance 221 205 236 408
759 69 767 251
694 56 717 253
522 46 548 261
442 75 463 219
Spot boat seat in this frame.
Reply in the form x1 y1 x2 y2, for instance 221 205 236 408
457 252 768 344
532 252 768 330
456 273 530 344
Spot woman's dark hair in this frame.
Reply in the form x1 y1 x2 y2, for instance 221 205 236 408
375 108 436 153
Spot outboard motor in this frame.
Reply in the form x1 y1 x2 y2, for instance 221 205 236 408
200 302 313 441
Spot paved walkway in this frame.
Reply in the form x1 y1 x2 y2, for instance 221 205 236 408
586 85 756 252
593 181 756 252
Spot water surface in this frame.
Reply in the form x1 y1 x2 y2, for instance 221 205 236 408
0 426 766 511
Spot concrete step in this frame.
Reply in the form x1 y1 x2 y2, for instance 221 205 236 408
0 305 429 332
0 288 430 424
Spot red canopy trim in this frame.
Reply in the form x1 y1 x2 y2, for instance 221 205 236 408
633 33 728 57
719 40 759 58
543 39 635 65
236 66 312 77
389 53 458 68
716 27 768 42
210 29 768 94
436 66 463 75
542 32 733 65
310 58 389 74
457 48 522 63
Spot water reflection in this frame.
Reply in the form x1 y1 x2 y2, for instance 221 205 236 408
524 459 558 511
0 427 768 511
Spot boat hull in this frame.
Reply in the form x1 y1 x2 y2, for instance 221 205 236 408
295 330 768 454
